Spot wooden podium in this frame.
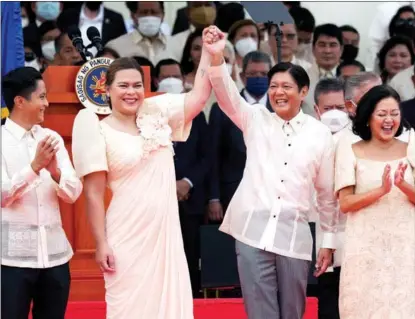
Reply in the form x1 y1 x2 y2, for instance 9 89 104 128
42 65 158 301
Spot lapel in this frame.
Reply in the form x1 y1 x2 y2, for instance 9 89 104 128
101 9 111 43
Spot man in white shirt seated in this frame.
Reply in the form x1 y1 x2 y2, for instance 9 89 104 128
105 1 178 66
1 67 83 319
204 26 338 319
312 78 349 319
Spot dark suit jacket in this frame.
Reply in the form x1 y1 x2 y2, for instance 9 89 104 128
208 90 272 210
174 112 210 215
57 7 126 46
401 98 415 129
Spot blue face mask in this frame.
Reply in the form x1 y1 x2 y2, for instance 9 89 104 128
245 77 269 97
36 2 60 21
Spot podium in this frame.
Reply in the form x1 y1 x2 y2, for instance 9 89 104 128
42 65 159 301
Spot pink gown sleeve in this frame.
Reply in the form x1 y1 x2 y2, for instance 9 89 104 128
144 93 192 142
71 109 108 179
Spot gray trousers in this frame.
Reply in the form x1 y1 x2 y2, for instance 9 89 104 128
236 240 310 319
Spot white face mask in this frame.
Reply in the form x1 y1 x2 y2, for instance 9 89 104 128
320 109 350 133
21 17 29 28
157 77 184 94
234 37 258 58
25 59 41 71
226 63 233 75
138 16 162 37
41 41 56 61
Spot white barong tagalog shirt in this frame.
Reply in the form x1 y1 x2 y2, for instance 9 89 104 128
1 119 82 268
208 62 338 261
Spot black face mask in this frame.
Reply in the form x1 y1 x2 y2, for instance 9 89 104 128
25 52 36 62
85 1 102 11
393 18 415 38
341 44 359 62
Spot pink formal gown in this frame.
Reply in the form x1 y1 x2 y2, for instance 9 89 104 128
72 94 194 319
335 132 415 319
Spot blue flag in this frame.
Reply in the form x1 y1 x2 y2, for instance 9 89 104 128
1 1 24 119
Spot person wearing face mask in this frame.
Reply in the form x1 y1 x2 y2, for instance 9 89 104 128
227 20 261 91
155 59 185 94
125 1 171 36
57 1 126 54
171 2 218 62
312 78 349 319
31 2 62 24
38 21 61 66
105 1 178 66
289 6 316 65
23 26 43 72
20 2 33 29
339 25 360 63
208 51 273 227
154 58 210 297
23 2 62 42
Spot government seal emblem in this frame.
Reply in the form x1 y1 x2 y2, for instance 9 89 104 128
75 57 113 114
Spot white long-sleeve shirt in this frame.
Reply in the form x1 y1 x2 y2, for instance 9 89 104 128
209 62 338 261
1 119 82 268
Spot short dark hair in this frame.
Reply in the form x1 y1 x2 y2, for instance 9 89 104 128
314 78 344 104
313 23 343 47
339 25 359 36
126 1 164 13
352 85 404 140
96 47 120 59
155 59 183 78
336 60 366 77
268 62 310 91
289 6 315 33
242 51 272 73
2 67 43 113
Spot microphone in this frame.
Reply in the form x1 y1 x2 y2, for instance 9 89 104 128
87 26 103 53
67 25 85 55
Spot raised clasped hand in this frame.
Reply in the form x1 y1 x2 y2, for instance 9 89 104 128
202 25 226 55
394 161 408 188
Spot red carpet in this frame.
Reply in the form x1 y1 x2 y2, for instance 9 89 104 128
52 298 318 319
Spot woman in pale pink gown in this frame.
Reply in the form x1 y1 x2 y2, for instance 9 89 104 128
71 33 213 318
335 86 415 318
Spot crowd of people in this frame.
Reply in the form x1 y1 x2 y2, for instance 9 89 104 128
2 1 415 319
